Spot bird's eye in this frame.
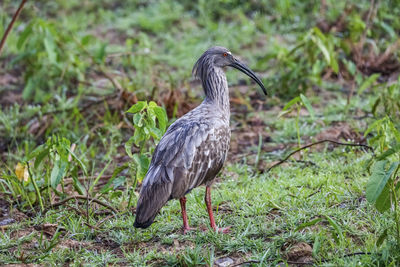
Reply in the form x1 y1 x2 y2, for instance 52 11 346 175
223 52 228 57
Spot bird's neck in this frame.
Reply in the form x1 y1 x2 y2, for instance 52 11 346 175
202 67 230 115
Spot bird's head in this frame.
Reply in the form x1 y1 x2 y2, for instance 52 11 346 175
193 46 267 95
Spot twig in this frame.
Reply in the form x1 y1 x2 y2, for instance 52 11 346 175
48 195 118 214
0 0 28 56
84 222 100 231
230 260 260 267
95 213 118 228
266 139 373 173
306 184 323 198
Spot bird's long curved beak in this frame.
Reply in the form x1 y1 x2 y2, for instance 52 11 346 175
229 58 267 95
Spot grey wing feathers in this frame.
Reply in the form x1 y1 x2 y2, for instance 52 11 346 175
134 114 229 228
133 165 173 228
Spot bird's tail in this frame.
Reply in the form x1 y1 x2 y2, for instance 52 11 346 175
134 166 173 228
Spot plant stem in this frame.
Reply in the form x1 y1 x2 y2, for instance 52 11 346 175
391 164 400 247
0 0 28 56
26 162 44 212
296 105 301 148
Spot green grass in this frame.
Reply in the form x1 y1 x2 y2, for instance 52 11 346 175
0 148 395 266
1 0 400 265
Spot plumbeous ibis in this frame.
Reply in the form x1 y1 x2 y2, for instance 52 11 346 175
134 46 267 233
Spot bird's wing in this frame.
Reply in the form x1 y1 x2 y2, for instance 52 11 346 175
143 117 229 195
134 115 229 228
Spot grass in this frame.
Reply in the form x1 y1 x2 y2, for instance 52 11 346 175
1 0 400 266
0 148 392 266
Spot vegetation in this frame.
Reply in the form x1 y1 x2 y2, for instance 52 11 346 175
0 0 399 265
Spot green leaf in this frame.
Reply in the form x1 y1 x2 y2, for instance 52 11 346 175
126 101 147 114
44 37 57 64
50 160 67 189
153 106 168 132
133 154 150 181
27 144 47 161
133 113 143 126
282 96 301 111
81 34 94 46
366 160 399 203
376 228 388 247
34 148 49 169
323 215 343 243
89 160 111 194
300 94 315 119
71 175 85 195
125 136 135 159
358 74 380 95
66 147 87 176
375 182 392 213
371 97 381 116
99 164 129 194
295 218 323 232
311 34 331 64
149 126 163 141
330 55 339 74
376 143 400 161
22 78 35 100
17 22 33 49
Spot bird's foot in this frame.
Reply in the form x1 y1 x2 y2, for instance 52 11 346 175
183 226 196 234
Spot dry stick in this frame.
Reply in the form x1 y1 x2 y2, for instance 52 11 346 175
230 260 261 267
48 195 117 214
266 139 373 173
0 0 28 56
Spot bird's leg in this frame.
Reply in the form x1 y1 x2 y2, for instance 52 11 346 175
179 197 195 234
205 186 231 233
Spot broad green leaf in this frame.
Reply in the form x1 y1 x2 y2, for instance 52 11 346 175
366 160 398 203
376 228 388 247
375 182 392 213
300 94 315 119
282 96 301 111
330 56 339 73
133 113 143 127
153 106 168 132
126 101 147 114
44 37 57 64
358 74 380 95
311 34 331 65
148 101 158 108
50 160 67 189
149 126 163 141
34 148 50 169
133 154 150 181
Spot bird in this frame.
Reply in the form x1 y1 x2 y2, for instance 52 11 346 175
134 46 267 233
